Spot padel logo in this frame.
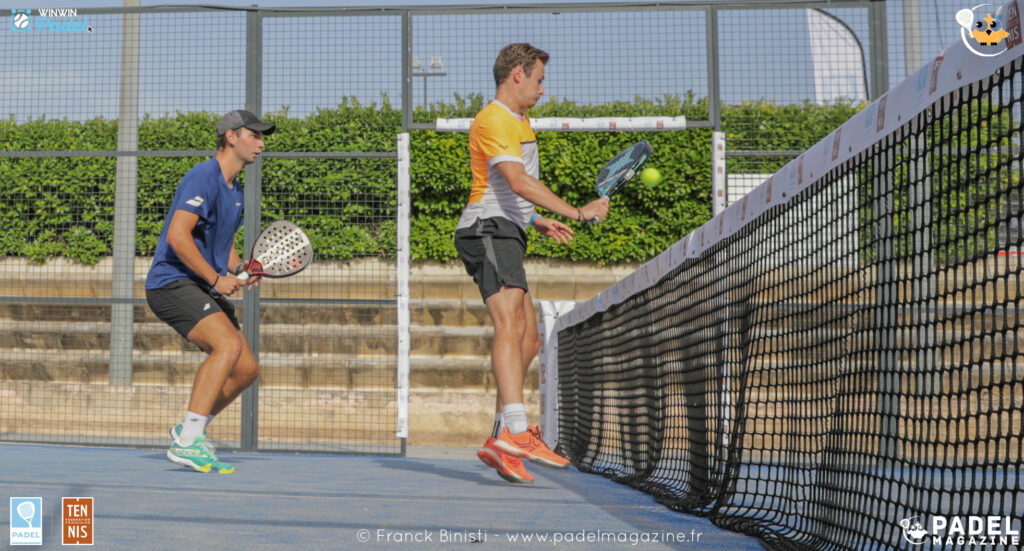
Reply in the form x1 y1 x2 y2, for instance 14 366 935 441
62 497 94 545
9 8 93 33
900 515 1021 546
956 4 1021 56
9 9 30 32
9 497 42 546
900 517 930 545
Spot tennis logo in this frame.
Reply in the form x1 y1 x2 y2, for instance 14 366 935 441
62 497 93 545
9 9 30 32
9 497 42 546
956 4 1022 56
900 515 1020 546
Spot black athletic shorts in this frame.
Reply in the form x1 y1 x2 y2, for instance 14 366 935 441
454 216 529 302
145 279 240 339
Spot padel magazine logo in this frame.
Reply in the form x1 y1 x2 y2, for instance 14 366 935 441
9 8 94 33
9 497 42 546
956 4 1022 56
900 515 1021 546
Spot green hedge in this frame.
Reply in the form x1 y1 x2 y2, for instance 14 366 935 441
0 97 864 265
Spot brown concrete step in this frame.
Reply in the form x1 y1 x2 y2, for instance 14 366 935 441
0 320 500 358
0 299 494 328
0 347 527 389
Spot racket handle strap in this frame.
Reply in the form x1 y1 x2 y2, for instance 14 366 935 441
236 271 250 282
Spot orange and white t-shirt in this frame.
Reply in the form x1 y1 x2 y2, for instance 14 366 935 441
456 101 538 231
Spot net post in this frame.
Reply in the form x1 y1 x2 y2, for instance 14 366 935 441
538 300 574 450
712 131 727 216
711 129 731 477
395 132 411 445
239 8 263 452
109 2 141 386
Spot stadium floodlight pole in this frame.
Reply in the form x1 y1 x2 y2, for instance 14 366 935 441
109 0 141 386
411 56 447 109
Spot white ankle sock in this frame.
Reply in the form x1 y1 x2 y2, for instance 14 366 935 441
502 403 528 434
178 411 208 446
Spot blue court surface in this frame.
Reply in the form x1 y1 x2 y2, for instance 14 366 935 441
0 443 762 550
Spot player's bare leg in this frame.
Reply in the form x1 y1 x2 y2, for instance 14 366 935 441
207 331 259 416
486 285 527 411
166 313 248 473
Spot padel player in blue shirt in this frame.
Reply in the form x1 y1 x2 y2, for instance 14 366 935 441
146 110 273 473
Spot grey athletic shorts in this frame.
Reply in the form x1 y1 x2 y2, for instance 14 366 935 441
454 216 529 302
146 279 240 339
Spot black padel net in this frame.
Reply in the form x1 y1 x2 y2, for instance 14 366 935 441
552 52 1024 551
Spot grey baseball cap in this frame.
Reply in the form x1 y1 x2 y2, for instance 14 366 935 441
216 109 276 136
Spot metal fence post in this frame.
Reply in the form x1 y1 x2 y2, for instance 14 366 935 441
109 1 141 385
240 7 263 452
401 11 412 131
868 0 890 99
706 6 721 132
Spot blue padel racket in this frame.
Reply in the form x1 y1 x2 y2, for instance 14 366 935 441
590 140 653 223
236 220 314 281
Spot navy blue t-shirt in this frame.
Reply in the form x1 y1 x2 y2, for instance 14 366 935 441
146 158 244 290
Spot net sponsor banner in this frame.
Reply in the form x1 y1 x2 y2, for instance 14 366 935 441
435 116 687 132
558 0 1024 332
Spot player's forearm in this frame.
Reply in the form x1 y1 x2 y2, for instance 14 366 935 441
510 174 582 222
167 231 219 285
229 248 243 275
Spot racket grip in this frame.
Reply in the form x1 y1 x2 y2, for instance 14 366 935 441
588 216 600 225
236 271 250 282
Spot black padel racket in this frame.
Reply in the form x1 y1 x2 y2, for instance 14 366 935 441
237 220 314 280
590 140 653 223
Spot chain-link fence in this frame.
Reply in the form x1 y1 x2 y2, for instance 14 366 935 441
1 1 959 453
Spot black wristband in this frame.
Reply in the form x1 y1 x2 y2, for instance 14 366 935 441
577 207 584 222
211 275 219 288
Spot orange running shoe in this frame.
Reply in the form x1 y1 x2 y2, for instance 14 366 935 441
478 437 534 483
494 427 571 469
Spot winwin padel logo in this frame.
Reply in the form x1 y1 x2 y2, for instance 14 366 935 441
9 8 94 33
956 4 1022 56
9 9 30 31
9 497 43 546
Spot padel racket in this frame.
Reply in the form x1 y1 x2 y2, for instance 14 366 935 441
16 501 35 527
236 220 313 281
590 140 653 223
